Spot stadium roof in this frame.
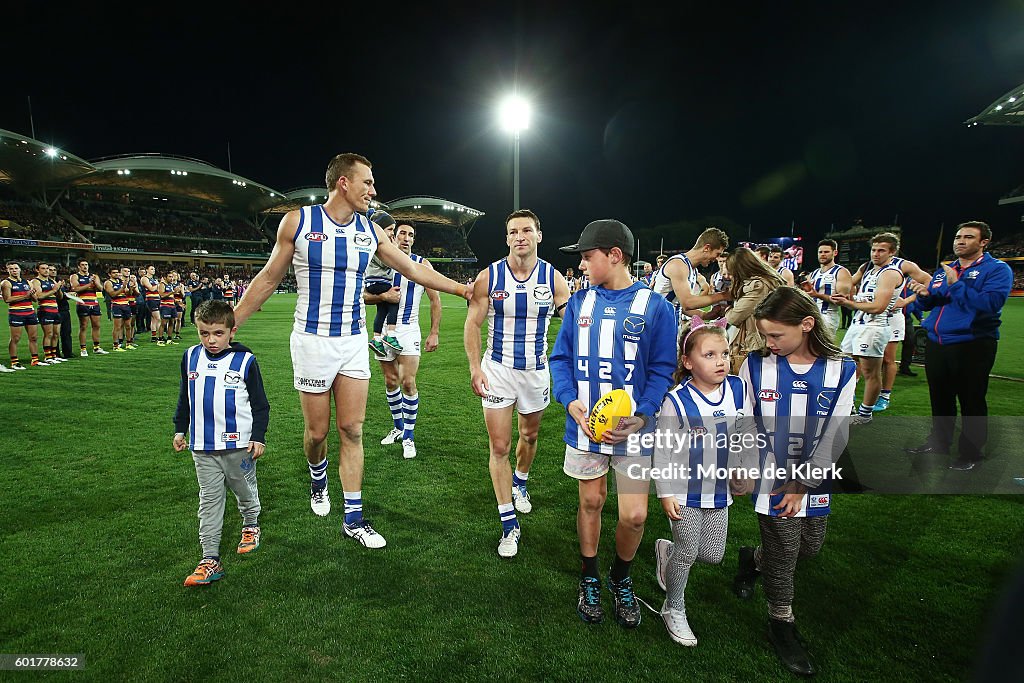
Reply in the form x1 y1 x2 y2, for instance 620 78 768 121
386 196 484 236
0 128 94 191
70 154 285 214
964 81 1024 127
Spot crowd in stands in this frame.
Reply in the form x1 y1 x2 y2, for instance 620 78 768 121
989 232 1024 258
63 198 269 246
414 224 475 259
0 202 79 242
1012 264 1024 290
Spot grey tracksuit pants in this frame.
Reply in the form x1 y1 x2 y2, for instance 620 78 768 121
193 448 261 558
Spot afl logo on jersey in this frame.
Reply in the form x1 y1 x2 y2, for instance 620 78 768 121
577 316 593 327
491 290 509 301
758 389 781 402
188 371 199 381
305 232 328 242
690 426 708 437
354 234 372 248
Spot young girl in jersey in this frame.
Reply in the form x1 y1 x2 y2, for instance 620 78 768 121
733 286 857 677
653 315 749 647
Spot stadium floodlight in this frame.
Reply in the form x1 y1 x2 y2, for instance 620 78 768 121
498 94 531 211
44 147 58 158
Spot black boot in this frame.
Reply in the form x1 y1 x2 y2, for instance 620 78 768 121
768 618 816 676
733 546 760 599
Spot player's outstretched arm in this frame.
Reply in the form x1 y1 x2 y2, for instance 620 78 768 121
234 212 298 328
666 258 729 310
464 269 490 396
902 259 933 287
374 225 470 299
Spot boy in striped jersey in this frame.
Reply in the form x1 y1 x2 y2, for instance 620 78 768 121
733 287 856 676
551 219 678 627
233 153 469 548
465 209 570 557
368 219 442 460
173 300 269 587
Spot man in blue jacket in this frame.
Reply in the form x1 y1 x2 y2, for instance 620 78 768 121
906 221 1012 470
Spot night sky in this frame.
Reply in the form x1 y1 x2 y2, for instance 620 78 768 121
6 1 1024 269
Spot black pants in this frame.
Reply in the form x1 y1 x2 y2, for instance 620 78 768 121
190 295 202 323
58 307 74 358
924 337 997 461
899 314 915 371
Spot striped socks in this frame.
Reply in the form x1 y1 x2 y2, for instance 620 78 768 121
344 491 363 526
386 388 404 430
512 470 529 489
402 392 418 441
498 502 518 533
309 458 328 491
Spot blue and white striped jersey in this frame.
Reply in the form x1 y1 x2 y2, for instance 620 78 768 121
853 263 901 326
292 205 378 337
551 283 678 456
809 264 843 314
656 375 746 508
739 353 856 518
486 258 556 371
175 343 270 452
393 253 425 325
651 254 698 321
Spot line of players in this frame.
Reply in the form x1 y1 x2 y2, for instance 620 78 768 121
0 259 228 371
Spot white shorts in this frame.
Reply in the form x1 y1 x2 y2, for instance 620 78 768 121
290 329 371 392
480 357 550 414
841 324 890 358
379 323 421 361
820 309 841 338
889 313 905 343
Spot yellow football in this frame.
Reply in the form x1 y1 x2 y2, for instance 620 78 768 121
587 389 634 441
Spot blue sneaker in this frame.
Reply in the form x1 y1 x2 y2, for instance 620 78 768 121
608 574 641 628
873 396 890 412
577 576 603 624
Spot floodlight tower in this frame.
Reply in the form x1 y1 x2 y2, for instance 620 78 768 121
499 94 531 211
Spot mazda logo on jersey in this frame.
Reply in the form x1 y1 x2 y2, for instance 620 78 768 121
354 234 372 247
305 232 328 242
533 285 552 302
577 316 593 327
623 316 645 334
224 371 243 385
758 389 781 402
491 290 509 300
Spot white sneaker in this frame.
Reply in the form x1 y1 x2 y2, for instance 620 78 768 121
11 363 26 371
512 485 532 514
497 526 521 558
310 486 331 516
0 364 14 373
344 519 387 548
380 427 402 445
661 600 697 646
80 350 89 357
850 413 873 425
402 438 417 460
655 538 672 592
34 360 52 367
50 357 68 363
94 348 110 355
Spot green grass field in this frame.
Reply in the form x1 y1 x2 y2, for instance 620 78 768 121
2 297 1023 681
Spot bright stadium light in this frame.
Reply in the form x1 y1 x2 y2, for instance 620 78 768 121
498 93 531 211
44 147 58 158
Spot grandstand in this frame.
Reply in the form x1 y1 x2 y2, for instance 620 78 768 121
0 128 481 278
